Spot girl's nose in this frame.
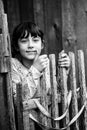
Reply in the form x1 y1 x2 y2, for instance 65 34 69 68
28 41 33 48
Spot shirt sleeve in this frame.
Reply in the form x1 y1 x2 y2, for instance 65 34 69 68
28 66 42 96
29 66 42 79
11 58 21 101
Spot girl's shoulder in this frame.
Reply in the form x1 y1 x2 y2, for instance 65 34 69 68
11 57 20 64
11 58 22 69
11 58 28 76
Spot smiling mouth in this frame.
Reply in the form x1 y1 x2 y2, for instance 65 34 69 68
26 50 36 52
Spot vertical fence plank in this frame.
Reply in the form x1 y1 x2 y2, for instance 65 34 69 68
0 73 10 130
44 58 52 127
23 111 30 130
0 14 8 73
16 83 24 130
17 83 38 130
40 70 48 126
49 54 59 128
40 59 51 127
7 63 16 130
58 67 70 129
28 108 38 130
5 15 16 130
69 52 79 130
0 2 16 129
77 50 87 130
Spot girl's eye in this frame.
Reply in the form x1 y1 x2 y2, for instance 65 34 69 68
32 37 40 42
33 39 39 42
20 39 28 43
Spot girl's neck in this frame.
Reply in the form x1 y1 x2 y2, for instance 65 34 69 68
21 58 33 69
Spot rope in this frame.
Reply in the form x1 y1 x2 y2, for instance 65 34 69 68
29 102 86 130
33 90 72 121
29 91 87 130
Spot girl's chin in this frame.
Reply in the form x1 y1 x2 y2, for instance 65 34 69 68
21 56 36 61
27 56 36 60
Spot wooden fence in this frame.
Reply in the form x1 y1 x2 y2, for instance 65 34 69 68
16 50 87 130
0 2 16 130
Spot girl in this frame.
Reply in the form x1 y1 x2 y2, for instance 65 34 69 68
11 21 70 102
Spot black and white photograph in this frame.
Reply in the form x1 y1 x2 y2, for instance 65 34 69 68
0 0 87 130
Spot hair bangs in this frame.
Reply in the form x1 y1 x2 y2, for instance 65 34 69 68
20 29 29 39
30 26 43 39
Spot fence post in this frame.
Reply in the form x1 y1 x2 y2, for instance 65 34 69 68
69 52 79 130
77 50 87 130
0 2 16 130
49 54 59 128
16 83 24 130
40 58 51 127
57 63 70 129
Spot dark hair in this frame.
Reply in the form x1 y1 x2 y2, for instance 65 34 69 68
11 21 44 57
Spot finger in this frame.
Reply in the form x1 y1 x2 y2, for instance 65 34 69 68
58 57 70 62
34 53 40 62
58 60 70 64
58 65 70 68
58 61 70 65
59 50 65 57
41 62 48 69
58 59 70 64
58 62 70 66
59 53 68 59
40 57 49 63
58 62 70 67
59 50 65 55
42 61 48 66
59 65 70 68
34 54 47 62
39 54 48 59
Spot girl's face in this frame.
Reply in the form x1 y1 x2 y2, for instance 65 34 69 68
18 33 43 61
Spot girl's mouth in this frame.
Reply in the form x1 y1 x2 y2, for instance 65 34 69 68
26 51 37 54
26 51 36 53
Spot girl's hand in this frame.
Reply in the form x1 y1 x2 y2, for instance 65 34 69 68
33 54 49 72
58 50 70 69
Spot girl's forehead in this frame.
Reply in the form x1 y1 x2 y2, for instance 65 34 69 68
24 30 40 36
27 33 41 38
20 33 41 40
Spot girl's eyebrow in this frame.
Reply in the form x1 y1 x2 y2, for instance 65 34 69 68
20 37 28 40
32 35 40 38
